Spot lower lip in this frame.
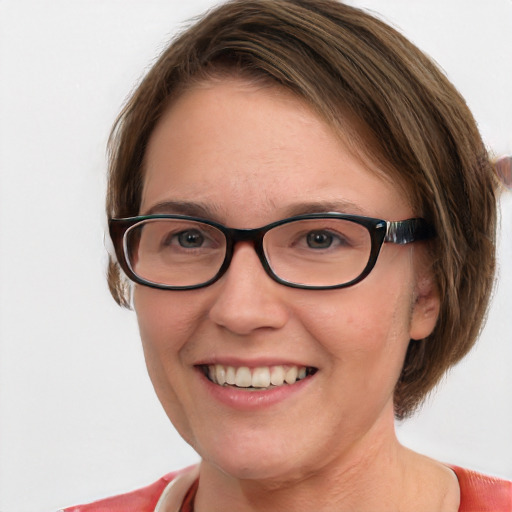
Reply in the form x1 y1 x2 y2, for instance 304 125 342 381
197 368 315 411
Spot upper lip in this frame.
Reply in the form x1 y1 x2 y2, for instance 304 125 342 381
194 357 316 369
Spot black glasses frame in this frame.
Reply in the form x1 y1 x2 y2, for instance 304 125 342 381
109 213 434 291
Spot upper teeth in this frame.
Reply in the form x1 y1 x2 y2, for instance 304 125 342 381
207 364 309 388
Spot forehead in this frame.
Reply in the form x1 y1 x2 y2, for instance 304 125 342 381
141 79 412 224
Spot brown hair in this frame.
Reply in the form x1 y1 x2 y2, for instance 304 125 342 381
106 0 498 418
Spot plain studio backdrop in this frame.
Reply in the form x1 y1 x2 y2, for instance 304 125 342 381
0 1 511 511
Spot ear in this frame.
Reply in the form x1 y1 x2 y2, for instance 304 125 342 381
409 271 440 341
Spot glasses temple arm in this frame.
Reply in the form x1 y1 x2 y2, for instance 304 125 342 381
384 219 435 244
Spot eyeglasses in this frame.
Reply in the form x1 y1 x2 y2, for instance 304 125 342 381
109 213 434 290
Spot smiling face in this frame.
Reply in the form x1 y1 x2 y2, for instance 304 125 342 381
134 79 439 483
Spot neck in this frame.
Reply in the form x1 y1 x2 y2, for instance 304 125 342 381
194 417 420 512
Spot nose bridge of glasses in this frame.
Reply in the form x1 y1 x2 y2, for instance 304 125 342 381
227 226 266 243
224 226 267 256
222 226 273 278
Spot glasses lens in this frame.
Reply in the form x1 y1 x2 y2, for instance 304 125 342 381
263 218 372 287
124 219 226 287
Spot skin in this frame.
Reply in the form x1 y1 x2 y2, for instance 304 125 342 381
134 79 459 511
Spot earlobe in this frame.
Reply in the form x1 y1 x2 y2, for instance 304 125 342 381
409 274 440 341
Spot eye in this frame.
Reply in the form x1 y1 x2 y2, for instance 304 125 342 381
154 221 224 253
176 229 205 248
306 231 335 249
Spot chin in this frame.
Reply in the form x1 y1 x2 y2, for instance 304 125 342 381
197 430 312 482
209 455 299 483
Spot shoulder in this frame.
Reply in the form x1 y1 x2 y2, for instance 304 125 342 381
449 464 512 512
59 466 196 512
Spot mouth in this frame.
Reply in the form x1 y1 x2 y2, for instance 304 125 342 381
199 364 317 390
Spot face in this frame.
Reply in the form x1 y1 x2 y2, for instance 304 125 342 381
134 79 439 483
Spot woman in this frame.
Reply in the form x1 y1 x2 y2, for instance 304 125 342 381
62 0 511 510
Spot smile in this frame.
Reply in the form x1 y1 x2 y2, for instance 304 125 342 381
201 364 317 390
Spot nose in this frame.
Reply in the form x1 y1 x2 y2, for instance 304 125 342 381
208 242 289 335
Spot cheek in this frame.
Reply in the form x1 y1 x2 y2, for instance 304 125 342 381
133 286 204 411
295 276 414 364
290 284 414 433
134 287 204 352
133 287 206 444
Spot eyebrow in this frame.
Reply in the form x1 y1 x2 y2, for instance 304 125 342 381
142 200 222 218
142 199 367 221
282 200 367 217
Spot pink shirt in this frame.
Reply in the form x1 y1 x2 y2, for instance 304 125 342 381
61 464 512 511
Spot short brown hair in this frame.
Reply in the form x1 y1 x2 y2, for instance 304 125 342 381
106 0 498 418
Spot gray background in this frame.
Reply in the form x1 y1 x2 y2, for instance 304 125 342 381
0 1 511 511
